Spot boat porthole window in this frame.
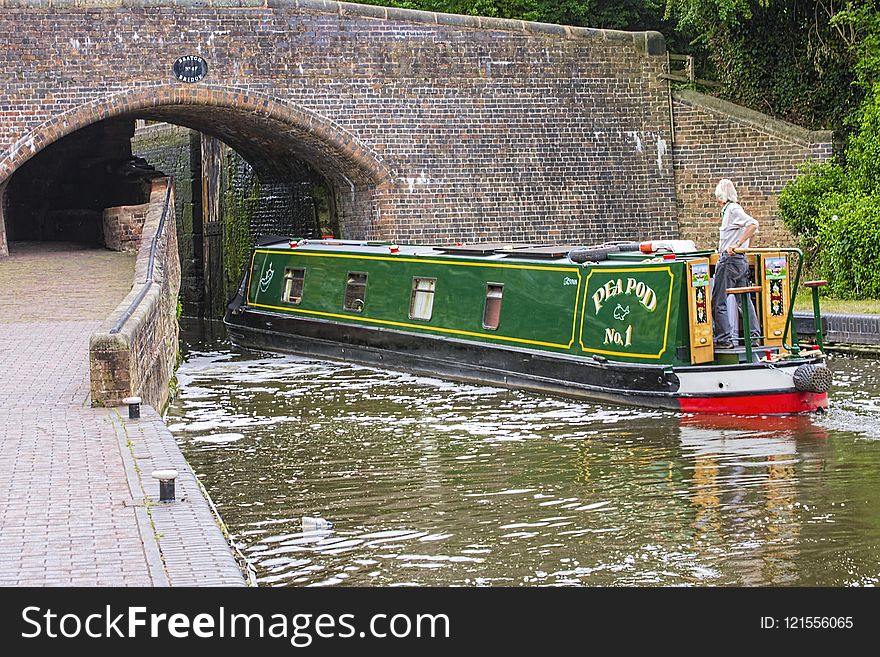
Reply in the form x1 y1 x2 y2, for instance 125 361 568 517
344 272 368 312
282 267 305 305
483 283 504 330
409 277 436 321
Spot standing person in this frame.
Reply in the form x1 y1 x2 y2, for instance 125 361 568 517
712 179 760 349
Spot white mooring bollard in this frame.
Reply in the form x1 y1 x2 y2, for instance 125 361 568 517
122 396 142 420
151 469 179 502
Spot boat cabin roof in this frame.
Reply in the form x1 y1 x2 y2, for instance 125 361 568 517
256 237 711 265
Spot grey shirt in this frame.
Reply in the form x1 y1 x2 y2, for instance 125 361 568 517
718 202 758 253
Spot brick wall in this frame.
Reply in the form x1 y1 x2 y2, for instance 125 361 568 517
0 1 678 248
102 203 149 251
90 178 181 409
219 149 329 315
227 155 323 241
672 90 833 250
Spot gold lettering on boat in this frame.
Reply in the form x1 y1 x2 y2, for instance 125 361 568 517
604 325 633 347
592 278 657 314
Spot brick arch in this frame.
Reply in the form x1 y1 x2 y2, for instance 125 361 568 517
0 85 397 239
1 84 394 185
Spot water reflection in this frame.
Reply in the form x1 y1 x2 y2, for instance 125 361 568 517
167 322 880 586
674 415 823 585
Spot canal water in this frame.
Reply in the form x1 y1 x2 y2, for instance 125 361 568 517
167 321 880 587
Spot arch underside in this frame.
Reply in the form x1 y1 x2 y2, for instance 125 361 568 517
133 104 378 186
131 104 386 240
0 87 395 242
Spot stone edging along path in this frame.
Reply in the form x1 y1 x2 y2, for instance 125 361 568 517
794 311 880 350
0 243 246 586
112 404 249 587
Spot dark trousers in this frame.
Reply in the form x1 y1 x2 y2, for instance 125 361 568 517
712 254 759 343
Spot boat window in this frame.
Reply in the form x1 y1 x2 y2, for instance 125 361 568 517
282 267 305 304
409 277 436 321
483 283 504 330
344 272 367 312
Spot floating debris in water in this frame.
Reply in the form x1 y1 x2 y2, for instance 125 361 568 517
302 516 333 532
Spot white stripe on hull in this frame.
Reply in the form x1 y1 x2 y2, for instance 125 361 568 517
675 364 801 396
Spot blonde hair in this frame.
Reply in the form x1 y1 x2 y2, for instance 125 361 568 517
714 179 738 203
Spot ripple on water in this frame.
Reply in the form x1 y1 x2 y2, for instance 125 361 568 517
168 329 880 586
817 354 880 440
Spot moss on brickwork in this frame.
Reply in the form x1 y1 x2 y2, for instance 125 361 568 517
312 182 338 238
132 123 328 311
219 151 328 300
222 155 259 299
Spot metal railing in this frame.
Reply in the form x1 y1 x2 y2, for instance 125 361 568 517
109 180 173 335
734 246 806 356
660 54 724 89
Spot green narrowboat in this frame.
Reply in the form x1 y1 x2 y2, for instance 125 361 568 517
224 237 832 414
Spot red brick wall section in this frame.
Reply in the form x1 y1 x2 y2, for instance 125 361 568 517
0 180 7 256
90 178 181 409
0 1 678 246
102 204 150 252
672 90 833 250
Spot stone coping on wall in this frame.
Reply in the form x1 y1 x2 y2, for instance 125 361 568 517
673 89 833 149
0 0 666 54
794 311 880 346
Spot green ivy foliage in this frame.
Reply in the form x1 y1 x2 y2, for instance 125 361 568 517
664 0 871 133
778 5 880 299
223 156 261 300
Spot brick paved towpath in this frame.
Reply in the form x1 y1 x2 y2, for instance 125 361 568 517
0 243 245 586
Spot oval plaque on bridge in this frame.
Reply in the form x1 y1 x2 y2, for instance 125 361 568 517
172 55 208 83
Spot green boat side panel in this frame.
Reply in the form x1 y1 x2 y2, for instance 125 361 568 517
246 248 688 364
580 265 680 362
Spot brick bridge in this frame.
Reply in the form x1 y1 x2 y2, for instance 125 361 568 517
0 0 682 255
0 0 833 269
0 2 835 587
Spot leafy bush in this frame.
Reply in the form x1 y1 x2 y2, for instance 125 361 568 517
779 133 880 299
780 79 880 295
846 89 880 190
777 162 847 241
665 0 867 133
813 194 880 299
